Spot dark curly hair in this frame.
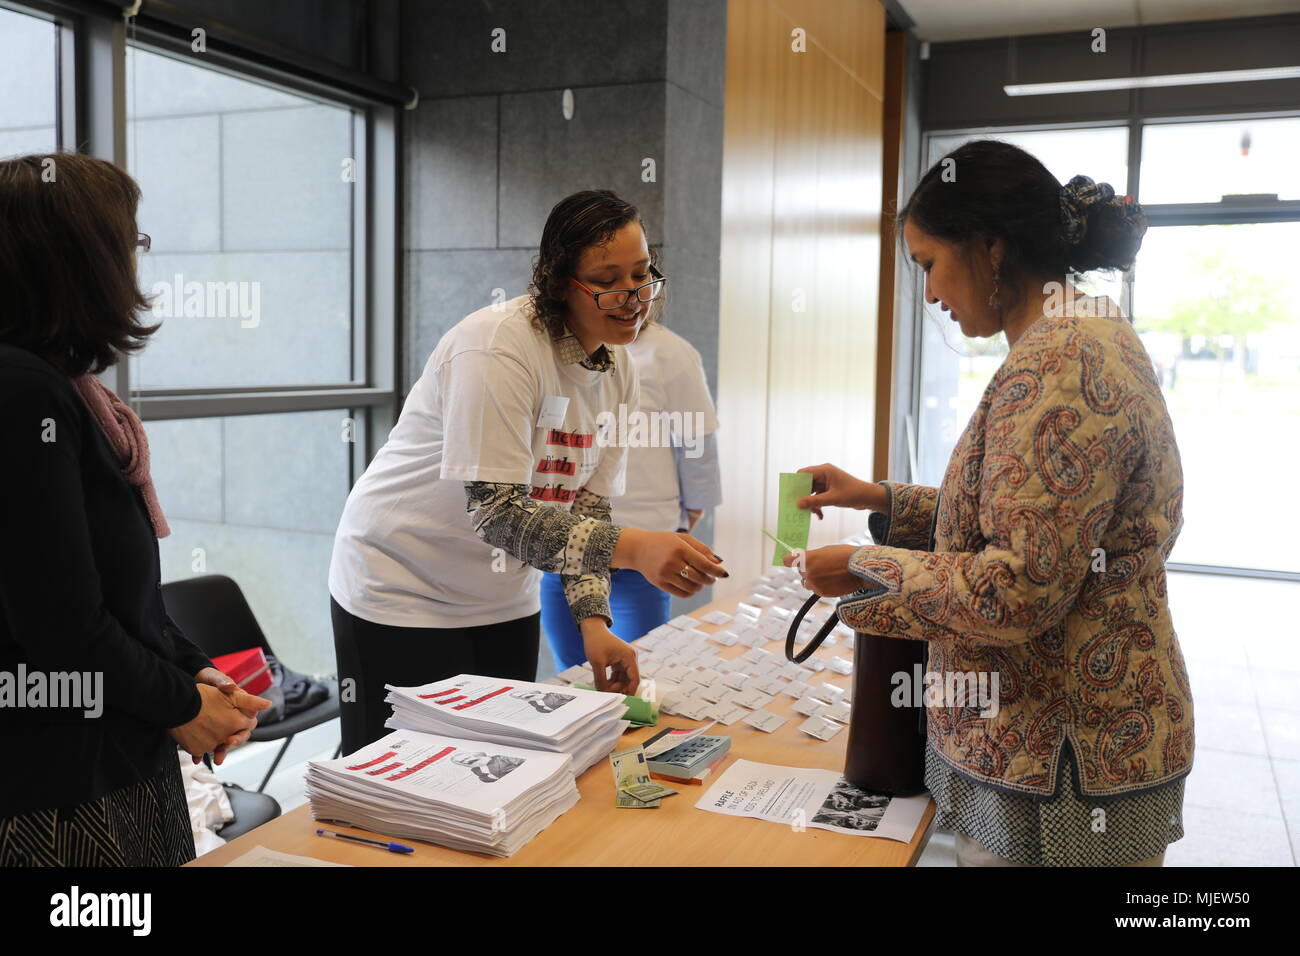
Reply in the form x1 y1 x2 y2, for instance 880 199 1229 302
898 139 1147 315
0 152 158 375
528 189 662 340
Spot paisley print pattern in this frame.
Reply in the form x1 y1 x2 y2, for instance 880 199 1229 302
867 481 938 552
1071 330 1125 415
842 301 1193 799
1005 503 1062 584
1079 615 1157 689
1034 406 1094 498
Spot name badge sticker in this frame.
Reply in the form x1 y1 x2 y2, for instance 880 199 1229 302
536 395 570 430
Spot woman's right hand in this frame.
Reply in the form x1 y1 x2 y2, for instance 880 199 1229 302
580 620 641 696
796 463 886 518
169 683 261 763
614 529 728 598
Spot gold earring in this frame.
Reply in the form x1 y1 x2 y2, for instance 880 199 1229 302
987 263 1001 310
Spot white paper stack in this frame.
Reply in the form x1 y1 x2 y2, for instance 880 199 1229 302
306 730 579 857
385 674 631 776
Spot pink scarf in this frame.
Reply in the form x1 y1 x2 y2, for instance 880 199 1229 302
71 374 170 539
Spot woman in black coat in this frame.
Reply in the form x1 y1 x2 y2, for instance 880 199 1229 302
0 153 270 866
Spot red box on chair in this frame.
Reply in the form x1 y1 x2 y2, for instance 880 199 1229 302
210 648 272 695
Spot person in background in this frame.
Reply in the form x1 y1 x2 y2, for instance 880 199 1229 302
540 319 722 669
0 153 269 867
328 190 728 755
788 140 1192 867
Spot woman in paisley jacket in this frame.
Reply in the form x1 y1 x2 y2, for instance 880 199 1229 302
788 140 1192 866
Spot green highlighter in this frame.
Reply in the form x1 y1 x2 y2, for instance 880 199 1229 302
771 472 813 565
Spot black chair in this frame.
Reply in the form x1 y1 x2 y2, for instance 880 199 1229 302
162 574 341 793
218 784 282 841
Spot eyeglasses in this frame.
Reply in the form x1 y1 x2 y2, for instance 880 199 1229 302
136 233 151 253
569 264 665 310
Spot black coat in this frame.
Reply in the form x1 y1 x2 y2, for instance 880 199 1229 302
0 345 212 817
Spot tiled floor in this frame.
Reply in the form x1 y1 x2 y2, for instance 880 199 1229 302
210 570 1299 866
917 570 1300 867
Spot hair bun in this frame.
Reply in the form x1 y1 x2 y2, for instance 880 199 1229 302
1061 174 1147 273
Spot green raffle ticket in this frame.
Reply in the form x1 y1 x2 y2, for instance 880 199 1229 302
574 685 658 728
772 472 813 565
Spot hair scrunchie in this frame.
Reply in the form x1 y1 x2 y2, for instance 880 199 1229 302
1060 174 1144 247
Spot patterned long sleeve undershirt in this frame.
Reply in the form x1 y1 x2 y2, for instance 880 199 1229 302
464 481 623 627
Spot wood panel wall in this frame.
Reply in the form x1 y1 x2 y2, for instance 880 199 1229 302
875 27 908 482
715 0 886 597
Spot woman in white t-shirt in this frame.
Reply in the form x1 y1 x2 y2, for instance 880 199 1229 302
328 190 729 754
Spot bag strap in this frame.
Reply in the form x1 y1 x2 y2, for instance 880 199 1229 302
785 593 839 663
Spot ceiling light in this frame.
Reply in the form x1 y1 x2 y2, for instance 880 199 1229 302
1004 66 1300 96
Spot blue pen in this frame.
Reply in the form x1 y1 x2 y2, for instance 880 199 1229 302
316 828 414 854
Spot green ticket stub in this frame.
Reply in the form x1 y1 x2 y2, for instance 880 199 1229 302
573 685 658 728
620 694 657 727
772 472 813 565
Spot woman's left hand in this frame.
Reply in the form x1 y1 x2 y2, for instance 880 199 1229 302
782 545 863 597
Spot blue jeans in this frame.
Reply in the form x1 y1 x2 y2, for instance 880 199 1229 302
540 568 671 671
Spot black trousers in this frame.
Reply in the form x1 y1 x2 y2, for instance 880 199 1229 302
330 598 540 756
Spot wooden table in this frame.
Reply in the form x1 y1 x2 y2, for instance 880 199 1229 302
191 593 936 867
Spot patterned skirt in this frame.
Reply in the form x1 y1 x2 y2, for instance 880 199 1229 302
0 754 196 867
925 743 1186 866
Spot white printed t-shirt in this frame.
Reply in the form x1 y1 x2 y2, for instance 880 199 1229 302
328 295 638 628
610 323 720 532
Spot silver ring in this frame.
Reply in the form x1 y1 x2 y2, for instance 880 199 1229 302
679 564 692 579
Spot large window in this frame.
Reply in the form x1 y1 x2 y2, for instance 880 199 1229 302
1132 113 1300 574
123 43 384 668
126 46 357 390
0 6 59 156
1131 222 1300 574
